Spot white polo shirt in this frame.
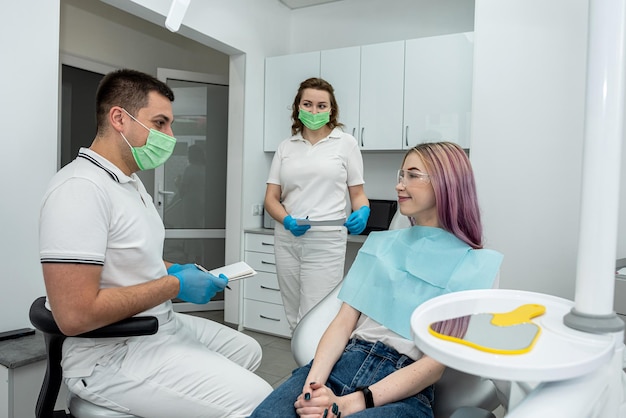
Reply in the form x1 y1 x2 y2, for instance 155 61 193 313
267 128 364 225
39 148 172 377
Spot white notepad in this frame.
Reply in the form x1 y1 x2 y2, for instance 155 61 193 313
207 261 257 281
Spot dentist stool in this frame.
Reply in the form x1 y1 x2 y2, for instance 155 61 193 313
29 296 158 418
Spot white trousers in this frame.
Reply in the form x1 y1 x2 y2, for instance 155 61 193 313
66 312 272 418
273 226 347 331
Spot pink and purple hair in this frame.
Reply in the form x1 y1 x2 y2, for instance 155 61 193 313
403 142 483 249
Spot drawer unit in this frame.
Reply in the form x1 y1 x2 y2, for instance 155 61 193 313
244 271 282 305
245 233 275 253
246 251 276 274
243 299 291 337
243 232 290 337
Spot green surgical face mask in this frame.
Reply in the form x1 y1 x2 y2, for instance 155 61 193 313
120 108 176 171
298 109 330 131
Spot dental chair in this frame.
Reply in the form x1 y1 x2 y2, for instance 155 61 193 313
291 210 501 418
29 296 158 418
291 285 500 418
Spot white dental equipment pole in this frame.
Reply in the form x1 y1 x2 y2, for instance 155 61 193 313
564 0 626 333
508 1 626 415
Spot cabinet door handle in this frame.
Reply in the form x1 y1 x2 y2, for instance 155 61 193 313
261 260 276 265
360 127 365 147
261 242 274 246
352 127 356 136
260 285 280 292
260 315 281 322
405 125 409 147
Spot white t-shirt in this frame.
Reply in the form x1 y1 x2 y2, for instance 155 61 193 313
267 128 364 227
352 315 422 360
39 148 173 377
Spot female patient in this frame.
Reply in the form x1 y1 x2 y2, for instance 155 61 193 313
250 142 503 418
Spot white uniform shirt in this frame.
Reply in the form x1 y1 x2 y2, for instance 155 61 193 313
267 128 364 228
39 148 173 377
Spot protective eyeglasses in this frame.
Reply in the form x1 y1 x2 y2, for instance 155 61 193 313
397 169 431 186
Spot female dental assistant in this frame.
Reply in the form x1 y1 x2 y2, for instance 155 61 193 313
264 77 370 332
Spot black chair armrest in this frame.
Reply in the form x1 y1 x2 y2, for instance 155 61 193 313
79 316 158 338
29 296 158 338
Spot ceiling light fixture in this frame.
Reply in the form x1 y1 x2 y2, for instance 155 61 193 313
165 0 190 32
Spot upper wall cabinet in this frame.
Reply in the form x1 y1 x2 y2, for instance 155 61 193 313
403 33 474 149
263 51 320 152
318 42 405 151
264 33 474 152
320 46 361 140
358 41 405 150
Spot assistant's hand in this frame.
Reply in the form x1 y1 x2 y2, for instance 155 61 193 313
283 214 311 237
166 263 195 275
344 206 370 235
171 268 228 304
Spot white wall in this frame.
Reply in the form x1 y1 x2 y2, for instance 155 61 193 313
471 0 611 300
5 0 623 333
289 0 475 52
0 0 60 332
99 0 476 322
61 0 229 77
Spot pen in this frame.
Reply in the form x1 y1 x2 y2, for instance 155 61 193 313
194 263 231 290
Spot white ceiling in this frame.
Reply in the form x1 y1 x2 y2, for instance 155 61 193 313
279 0 344 9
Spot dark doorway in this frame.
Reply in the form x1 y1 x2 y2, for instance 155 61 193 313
60 65 104 168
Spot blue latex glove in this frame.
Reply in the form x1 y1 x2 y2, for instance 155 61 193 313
171 268 229 304
283 214 311 237
166 263 195 275
344 206 370 235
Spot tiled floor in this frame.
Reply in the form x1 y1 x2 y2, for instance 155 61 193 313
185 309 297 388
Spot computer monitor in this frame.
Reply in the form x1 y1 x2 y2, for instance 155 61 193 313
360 199 398 235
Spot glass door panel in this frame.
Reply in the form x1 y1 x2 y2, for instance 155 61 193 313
156 69 229 312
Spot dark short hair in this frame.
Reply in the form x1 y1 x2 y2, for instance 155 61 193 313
95 69 174 133
290 77 343 135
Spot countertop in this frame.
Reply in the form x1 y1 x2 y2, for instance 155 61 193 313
0 331 46 369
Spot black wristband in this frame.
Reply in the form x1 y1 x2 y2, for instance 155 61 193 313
356 386 374 408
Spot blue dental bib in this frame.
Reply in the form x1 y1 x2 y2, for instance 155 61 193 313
338 226 503 339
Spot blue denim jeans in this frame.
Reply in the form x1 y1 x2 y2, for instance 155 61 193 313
250 339 434 418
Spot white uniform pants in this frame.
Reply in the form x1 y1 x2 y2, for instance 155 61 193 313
274 226 347 331
66 312 272 418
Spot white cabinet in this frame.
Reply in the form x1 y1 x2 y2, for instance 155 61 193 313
263 34 473 151
358 41 405 150
263 52 320 152
242 233 291 337
320 46 361 140
403 33 474 149
321 42 405 150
